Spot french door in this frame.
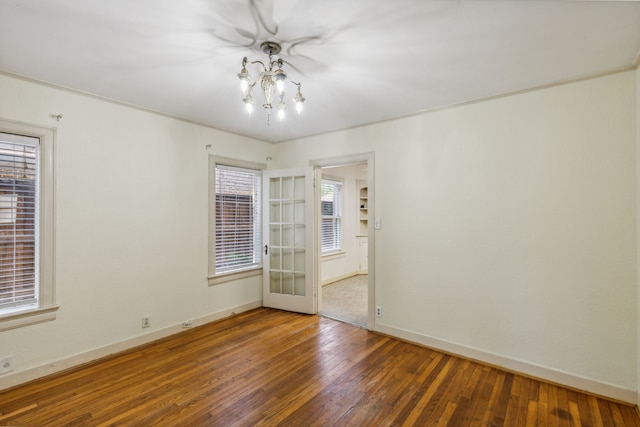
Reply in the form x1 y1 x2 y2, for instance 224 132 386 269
262 167 316 314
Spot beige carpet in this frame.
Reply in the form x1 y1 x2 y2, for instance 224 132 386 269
321 274 368 327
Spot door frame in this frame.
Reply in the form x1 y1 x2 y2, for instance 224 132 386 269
310 152 375 330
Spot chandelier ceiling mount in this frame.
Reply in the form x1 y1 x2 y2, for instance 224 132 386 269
260 41 281 55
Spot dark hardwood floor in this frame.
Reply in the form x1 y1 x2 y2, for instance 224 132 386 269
0 308 638 426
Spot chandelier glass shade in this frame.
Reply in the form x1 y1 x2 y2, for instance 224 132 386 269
237 41 305 123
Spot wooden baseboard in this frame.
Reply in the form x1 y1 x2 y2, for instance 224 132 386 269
0 300 262 392
374 321 637 405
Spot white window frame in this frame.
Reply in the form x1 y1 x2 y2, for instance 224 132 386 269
208 156 265 286
320 178 343 255
0 119 57 331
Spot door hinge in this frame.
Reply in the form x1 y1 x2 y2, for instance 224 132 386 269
265 245 268 255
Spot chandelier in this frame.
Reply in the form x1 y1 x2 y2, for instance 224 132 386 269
237 41 306 124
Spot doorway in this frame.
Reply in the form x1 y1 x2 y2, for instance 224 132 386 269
313 156 373 329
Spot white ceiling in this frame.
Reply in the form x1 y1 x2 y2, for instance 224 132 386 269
1 1 639 143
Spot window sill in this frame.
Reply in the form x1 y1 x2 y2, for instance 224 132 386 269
208 267 262 286
0 305 59 332
322 250 345 260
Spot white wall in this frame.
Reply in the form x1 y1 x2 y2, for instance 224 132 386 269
273 71 638 401
0 70 637 402
320 164 362 283
0 73 273 388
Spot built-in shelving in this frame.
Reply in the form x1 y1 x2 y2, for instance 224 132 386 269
358 183 368 236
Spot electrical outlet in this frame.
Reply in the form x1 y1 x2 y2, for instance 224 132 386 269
0 355 14 374
375 306 382 318
142 315 151 328
182 320 193 328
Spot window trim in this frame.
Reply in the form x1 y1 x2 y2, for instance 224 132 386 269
321 250 346 260
0 119 57 331
320 177 343 254
208 156 265 286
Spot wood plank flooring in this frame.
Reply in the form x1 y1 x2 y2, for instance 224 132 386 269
1 308 638 426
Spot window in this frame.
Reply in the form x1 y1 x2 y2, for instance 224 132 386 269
0 120 56 331
209 158 263 284
321 179 342 253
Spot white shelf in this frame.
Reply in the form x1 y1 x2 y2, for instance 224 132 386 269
358 183 368 236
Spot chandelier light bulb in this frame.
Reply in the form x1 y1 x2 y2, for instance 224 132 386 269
237 58 250 95
274 69 287 95
243 93 254 114
277 95 287 121
240 78 249 95
294 85 305 114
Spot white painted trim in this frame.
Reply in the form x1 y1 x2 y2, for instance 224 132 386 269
0 300 262 392
208 268 262 286
374 322 637 405
310 153 375 169
211 156 267 172
322 271 358 286
0 305 59 332
0 119 57 332
208 156 266 281
321 250 346 261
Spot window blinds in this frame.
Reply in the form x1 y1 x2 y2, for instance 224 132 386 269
321 180 342 253
215 164 262 273
0 133 39 313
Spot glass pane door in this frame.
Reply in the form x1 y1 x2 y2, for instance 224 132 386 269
263 168 315 314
